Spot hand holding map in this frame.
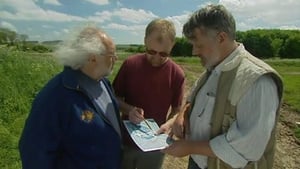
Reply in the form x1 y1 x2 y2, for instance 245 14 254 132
123 119 173 152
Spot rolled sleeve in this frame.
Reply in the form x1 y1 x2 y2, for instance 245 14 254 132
210 135 248 168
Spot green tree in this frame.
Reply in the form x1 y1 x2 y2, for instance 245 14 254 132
242 30 273 58
280 34 300 58
0 28 17 44
271 38 283 57
171 37 192 57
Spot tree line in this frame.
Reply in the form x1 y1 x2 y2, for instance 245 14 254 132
170 29 300 58
0 28 28 45
1 27 299 58
126 29 300 59
0 27 53 52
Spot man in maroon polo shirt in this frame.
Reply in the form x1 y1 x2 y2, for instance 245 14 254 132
112 18 185 169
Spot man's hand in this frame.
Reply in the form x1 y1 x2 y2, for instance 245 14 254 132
161 140 192 157
162 140 215 158
171 103 191 138
128 107 144 124
156 122 171 135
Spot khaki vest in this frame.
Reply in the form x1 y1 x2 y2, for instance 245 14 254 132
189 50 283 169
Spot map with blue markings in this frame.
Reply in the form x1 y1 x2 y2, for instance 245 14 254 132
123 119 173 152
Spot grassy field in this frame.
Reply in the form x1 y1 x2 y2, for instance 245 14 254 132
0 48 299 168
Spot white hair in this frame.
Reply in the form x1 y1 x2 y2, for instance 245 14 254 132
54 25 106 69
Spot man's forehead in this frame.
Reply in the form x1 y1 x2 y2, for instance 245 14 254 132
189 28 210 41
193 28 205 36
147 31 173 41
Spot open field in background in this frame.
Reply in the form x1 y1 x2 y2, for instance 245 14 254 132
0 48 299 168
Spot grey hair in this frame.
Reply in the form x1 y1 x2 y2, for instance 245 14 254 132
183 4 236 40
54 26 106 69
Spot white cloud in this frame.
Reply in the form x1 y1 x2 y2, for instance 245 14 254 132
0 21 18 32
0 10 85 22
166 13 190 37
0 0 85 22
219 0 300 30
44 0 61 6
63 29 69 33
0 1 157 25
104 23 145 38
198 1 215 8
114 8 158 23
87 11 113 23
83 0 109 5
87 7 158 24
280 25 300 30
105 23 145 31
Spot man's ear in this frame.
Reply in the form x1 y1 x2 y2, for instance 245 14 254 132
88 54 97 63
218 32 227 43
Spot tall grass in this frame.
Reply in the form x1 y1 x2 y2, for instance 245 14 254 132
0 48 62 168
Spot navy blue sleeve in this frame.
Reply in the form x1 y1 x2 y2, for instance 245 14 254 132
19 90 65 169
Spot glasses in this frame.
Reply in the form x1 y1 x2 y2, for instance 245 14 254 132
102 53 117 59
146 49 170 58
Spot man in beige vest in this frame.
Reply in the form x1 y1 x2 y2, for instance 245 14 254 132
162 4 283 169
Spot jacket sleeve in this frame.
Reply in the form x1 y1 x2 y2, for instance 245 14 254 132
19 93 64 169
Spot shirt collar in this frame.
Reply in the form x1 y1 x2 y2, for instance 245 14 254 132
212 43 245 74
76 70 103 98
61 67 107 99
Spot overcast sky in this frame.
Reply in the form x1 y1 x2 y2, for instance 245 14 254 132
1 0 299 44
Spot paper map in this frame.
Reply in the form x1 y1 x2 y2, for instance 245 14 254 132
123 119 173 152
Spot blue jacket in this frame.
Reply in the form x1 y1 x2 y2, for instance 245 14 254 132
19 67 122 169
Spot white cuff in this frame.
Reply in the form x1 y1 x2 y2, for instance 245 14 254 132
210 135 248 168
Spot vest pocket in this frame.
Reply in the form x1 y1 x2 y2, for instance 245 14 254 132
201 95 215 118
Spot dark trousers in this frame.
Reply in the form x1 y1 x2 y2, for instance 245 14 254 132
122 146 165 169
188 157 206 169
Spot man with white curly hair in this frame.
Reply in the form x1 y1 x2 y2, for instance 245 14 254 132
19 26 122 169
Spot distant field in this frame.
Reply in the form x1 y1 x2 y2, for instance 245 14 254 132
265 59 300 112
0 49 299 168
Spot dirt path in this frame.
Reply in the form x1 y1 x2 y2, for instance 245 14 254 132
162 104 300 169
274 104 300 169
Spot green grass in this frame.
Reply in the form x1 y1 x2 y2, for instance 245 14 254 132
0 48 61 168
172 57 204 88
266 60 300 112
0 49 299 168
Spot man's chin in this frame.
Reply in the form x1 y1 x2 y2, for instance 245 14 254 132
104 70 113 77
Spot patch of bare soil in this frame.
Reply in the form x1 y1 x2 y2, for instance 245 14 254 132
162 103 300 169
274 104 300 169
